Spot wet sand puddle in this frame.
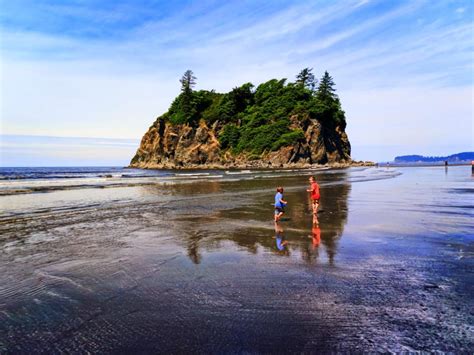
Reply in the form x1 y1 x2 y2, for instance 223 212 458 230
0 167 472 352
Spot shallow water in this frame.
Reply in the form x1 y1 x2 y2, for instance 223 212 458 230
0 166 473 352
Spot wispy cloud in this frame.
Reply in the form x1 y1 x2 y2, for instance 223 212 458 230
1 0 472 164
293 1 424 55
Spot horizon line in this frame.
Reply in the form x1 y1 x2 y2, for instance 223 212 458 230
0 133 140 141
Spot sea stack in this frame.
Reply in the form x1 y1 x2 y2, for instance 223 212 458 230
130 70 351 169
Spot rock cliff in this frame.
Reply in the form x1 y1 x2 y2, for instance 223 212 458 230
130 114 351 169
130 71 353 169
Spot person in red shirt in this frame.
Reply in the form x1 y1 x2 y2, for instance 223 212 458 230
307 176 320 224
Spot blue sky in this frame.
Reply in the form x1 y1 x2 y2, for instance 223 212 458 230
1 0 473 165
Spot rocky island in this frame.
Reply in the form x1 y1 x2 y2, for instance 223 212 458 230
130 69 353 169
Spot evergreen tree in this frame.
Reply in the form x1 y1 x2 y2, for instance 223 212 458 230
180 70 197 93
314 71 346 128
316 71 337 101
165 71 346 146
296 67 316 91
177 70 197 123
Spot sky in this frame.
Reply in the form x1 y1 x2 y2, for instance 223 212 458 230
0 0 473 166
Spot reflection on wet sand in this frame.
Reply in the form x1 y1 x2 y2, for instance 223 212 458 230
312 224 321 248
187 231 203 264
1 167 472 352
175 171 351 266
274 222 289 255
301 223 321 264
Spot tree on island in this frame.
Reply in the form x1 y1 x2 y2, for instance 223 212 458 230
314 71 346 128
316 71 337 101
163 68 346 147
176 70 197 123
296 67 316 91
180 69 197 93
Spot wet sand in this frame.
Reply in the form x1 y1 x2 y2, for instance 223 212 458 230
0 167 473 352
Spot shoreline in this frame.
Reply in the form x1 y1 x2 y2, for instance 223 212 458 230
127 160 376 170
0 164 371 197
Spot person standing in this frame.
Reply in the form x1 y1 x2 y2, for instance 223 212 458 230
274 187 287 222
307 176 320 224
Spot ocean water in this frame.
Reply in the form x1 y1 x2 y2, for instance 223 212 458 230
0 166 334 216
0 166 472 352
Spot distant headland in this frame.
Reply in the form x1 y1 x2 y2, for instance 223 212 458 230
130 69 368 169
393 152 474 165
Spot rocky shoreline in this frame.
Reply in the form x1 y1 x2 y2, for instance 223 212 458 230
128 160 375 170
130 117 357 170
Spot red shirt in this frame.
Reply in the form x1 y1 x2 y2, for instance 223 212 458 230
310 182 320 200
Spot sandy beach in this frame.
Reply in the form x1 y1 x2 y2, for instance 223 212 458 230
0 166 472 352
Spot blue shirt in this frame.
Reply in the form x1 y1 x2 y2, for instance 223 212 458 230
275 192 284 208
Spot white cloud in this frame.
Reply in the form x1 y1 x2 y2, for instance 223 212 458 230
1 0 472 164
355 0 371 8
1 59 178 139
294 1 424 56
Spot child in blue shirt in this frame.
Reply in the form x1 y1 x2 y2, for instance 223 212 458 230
274 186 287 222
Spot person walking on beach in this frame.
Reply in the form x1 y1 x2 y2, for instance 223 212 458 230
274 187 287 222
307 176 320 224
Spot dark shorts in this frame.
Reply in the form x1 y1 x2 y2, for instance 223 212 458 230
275 206 284 214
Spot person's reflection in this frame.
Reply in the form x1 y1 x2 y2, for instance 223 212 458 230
274 222 289 255
302 222 321 263
187 232 202 264
311 223 321 249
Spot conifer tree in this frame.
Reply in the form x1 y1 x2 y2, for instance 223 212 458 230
314 71 346 128
178 70 197 123
180 70 197 93
316 71 337 101
296 67 316 91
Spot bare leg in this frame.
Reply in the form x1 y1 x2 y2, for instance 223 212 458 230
275 212 283 222
312 201 319 224
274 211 281 222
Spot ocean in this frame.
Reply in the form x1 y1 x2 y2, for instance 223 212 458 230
0 165 472 352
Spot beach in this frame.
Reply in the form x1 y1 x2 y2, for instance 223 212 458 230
0 166 472 352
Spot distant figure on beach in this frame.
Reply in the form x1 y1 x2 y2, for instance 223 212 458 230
274 186 287 222
307 176 320 224
274 222 288 252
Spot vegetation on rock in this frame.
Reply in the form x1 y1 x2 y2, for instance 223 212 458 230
157 68 346 156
